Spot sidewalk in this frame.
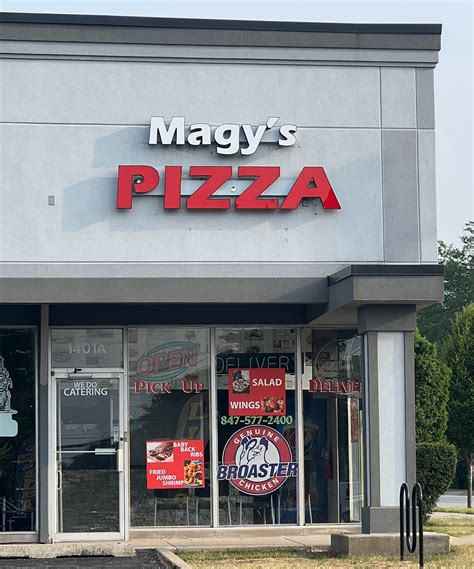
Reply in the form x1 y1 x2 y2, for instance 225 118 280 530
0 530 472 563
430 509 474 545
451 534 474 546
432 511 474 520
132 534 331 552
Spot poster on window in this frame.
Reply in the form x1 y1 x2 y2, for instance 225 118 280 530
228 368 286 416
350 398 360 443
146 440 205 490
217 425 298 495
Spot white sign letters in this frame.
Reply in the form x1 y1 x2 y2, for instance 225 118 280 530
148 117 297 155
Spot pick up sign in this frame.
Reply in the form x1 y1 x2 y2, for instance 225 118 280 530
228 368 286 417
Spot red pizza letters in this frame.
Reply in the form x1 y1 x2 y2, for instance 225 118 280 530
116 165 341 210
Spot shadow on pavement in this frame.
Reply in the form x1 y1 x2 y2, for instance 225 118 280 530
0 549 166 568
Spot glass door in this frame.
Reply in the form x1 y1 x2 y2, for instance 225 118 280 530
54 371 125 540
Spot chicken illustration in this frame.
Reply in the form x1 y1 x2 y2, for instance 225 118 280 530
237 436 269 467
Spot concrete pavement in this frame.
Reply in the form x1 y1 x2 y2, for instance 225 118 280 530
432 511 474 520
132 533 331 552
451 534 474 546
0 517 471 567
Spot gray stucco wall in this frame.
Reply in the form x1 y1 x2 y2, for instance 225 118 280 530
0 21 440 295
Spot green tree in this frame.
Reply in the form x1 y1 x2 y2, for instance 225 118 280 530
418 221 474 344
416 443 457 518
445 303 474 508
415 330 451 443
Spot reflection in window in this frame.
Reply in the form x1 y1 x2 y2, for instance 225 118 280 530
0 329 36 532
302 329 363 523
216 328 297 526
56 378 120 533
129 328 211 527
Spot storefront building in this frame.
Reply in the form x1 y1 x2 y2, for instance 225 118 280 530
0 14 443 543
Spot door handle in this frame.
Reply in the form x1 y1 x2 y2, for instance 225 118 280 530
57 469 63 490
116 448 124 472
94 448 116 455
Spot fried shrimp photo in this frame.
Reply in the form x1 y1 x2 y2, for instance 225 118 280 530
184 460 203 486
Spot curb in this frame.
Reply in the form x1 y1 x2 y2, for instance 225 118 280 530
0 543 136 559
157 548 192 569
173 544 309 552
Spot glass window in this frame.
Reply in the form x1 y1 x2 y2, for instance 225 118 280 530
301 329 363 523
129 328 210 527
51 329 123 368
0 329 36 532
216 328 297 526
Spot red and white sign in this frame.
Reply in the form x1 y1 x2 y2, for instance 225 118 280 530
228 368 286 416
146 439 205 490
217 426 298 495
116 165 341 210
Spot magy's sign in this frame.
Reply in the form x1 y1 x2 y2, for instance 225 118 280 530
116 117 341 211
148 116 296 155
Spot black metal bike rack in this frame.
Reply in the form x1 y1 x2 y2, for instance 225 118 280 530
400 483 424 568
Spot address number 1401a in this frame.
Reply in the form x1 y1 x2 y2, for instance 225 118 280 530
67 343 106 355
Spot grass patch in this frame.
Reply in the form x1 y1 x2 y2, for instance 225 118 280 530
425 517 474 537
180 546 474 568
180 548 310 562
434 506 474 515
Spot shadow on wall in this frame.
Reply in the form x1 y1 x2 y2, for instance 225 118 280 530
61 126 364 234
91 125 292 169
92 126 148 169
62 177 117 231
61 175 341 235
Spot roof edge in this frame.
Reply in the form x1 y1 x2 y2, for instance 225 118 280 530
0 12 442 35
328 264 444 286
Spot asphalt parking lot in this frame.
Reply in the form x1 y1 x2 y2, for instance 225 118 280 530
0 550 166 568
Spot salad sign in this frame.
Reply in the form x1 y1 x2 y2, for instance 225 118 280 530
228 368 286 417
146 439 205 490
217 426 298 495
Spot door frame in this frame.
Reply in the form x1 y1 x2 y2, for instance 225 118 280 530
49 368 128 542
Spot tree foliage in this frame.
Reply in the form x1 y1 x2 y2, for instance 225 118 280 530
445 303 474 506
414 330 451 443
418 221 474 344
416 442 457 519
445 304 474 459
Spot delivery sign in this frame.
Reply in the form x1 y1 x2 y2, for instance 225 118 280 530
146 440 205 490
228 368 286 416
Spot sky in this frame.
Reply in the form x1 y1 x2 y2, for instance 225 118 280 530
1 0 473 246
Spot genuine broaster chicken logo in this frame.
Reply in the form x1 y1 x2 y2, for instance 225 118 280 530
217 426 298 495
